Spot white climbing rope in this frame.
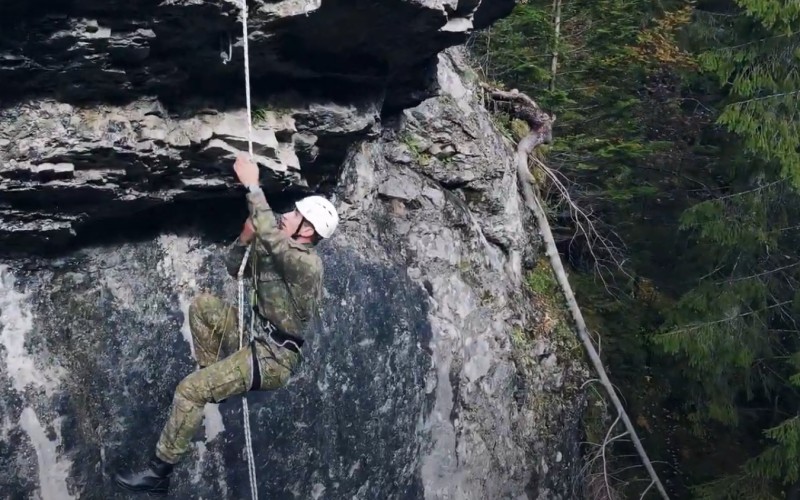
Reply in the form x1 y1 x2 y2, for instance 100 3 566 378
237 0 258 498
237 244 258 500
241 0 254 158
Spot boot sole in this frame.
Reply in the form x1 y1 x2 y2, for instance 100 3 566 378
114 476 168 497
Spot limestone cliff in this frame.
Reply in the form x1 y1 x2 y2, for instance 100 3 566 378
0 1 587 499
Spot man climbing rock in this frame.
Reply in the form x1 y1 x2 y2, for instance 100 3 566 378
114 153 338 495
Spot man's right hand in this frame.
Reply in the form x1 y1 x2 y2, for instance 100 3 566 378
234 153 260 187
239 218 255 244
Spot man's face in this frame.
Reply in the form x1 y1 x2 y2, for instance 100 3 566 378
278 209 314 239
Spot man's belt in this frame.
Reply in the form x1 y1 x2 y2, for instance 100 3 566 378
252 308 305 353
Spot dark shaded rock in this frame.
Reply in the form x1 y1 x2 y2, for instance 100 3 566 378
473 0 516 29
0 0 511 109
0 231 433 499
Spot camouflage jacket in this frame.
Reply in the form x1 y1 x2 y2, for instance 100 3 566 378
224 190 323 339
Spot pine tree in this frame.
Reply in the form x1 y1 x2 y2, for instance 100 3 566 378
693 1 800 184
472 0 800 497
653 1 800 497
471 1 714 496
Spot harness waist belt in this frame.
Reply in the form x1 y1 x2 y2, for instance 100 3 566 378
265 328 304 353
252 307 305 353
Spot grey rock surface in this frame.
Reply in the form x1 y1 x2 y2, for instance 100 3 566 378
0 1 587 497
0 47 587 500
0 95 380 250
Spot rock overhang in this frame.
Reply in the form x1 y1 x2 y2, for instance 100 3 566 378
0 0 515 107
0 0 515 253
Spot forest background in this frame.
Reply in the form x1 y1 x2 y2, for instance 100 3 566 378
468 0 800 498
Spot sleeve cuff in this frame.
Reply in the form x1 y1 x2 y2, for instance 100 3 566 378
246 189 268 209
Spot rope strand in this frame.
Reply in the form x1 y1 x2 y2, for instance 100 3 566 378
237 244 257 500
238 0 258 498
241 0 254 157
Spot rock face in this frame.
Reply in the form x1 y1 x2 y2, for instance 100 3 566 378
0 0 514 252
0 2 587 499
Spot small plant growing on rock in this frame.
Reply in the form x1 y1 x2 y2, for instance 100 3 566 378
399 131 432 166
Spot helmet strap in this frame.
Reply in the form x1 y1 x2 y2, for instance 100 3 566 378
291 216 307 240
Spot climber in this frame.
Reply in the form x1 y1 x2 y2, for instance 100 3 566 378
113 152 339 496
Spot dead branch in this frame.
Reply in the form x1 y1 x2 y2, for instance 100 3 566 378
482 82 631 287
481 83 670 500
602 415 624 500
533 156 633 289
479 82 556 144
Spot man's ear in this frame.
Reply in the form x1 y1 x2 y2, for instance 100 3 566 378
299 221 316 238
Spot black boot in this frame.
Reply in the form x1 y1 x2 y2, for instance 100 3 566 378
114 454 173 496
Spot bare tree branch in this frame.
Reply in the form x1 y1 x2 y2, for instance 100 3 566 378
480 83 671 500
602 415 625 500
533 155 633 289
640 480 656 500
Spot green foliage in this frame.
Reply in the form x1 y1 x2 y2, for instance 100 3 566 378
691 4 800 184
470 0 688 269
659 179 800 493
525 260 585 360
691 417 800 499
251 107 270 124
655 2 800 493
755 417 800 484
474 0 800 497
734 0 800 32
398 132 432 165
525 261 559 297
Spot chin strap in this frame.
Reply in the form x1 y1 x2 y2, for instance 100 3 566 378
290 216 307 240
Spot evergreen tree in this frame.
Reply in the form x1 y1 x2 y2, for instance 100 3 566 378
472 0 800 497
471 1 713 497
653 1 800 497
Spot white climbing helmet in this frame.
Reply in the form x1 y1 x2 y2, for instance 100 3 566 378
295 195 339 239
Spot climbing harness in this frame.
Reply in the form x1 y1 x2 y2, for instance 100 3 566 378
236 0 257 498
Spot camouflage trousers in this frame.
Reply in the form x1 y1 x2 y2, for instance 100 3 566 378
155 293 299 464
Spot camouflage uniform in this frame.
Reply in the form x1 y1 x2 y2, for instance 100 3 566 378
155 189 324 465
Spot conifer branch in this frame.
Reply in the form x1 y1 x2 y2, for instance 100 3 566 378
728 89 800 106
661 300 792 337
708 30 800 53
480 83 671 500
718 262 800 285
713 179 784 201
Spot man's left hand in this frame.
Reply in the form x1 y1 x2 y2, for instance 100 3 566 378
233 152 260 186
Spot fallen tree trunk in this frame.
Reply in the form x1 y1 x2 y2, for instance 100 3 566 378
481 83 670 500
